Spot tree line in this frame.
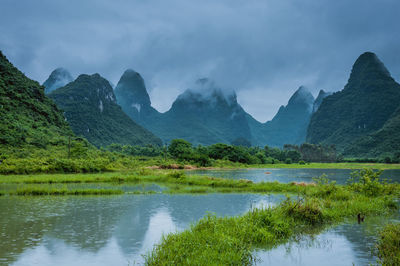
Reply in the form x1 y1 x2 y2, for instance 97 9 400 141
107 139 340 166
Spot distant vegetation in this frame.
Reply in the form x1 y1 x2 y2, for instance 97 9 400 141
108 139 341 167
0 136 349 174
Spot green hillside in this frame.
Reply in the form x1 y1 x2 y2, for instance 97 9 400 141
0 51 72 148
49 73 162 147
307 52 400 151
344 106 400 158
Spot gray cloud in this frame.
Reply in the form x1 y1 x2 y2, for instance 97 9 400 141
1 0 400 121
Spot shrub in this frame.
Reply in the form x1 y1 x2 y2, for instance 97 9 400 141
347 169 386 196
282 198 325 225
168 171 185 179
376 223 400 265
168 139 193 160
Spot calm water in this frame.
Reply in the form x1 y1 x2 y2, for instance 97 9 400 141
186 168 400 184
0 193 282 265
255 214 399 266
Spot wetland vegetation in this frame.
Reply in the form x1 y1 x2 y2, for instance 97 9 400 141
144 169 399 265
376 223 400 265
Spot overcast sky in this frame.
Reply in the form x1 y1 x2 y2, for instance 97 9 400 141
1 0 400 122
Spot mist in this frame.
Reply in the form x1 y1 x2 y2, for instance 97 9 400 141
1 0 400 121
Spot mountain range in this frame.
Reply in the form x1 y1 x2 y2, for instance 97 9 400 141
113 51 400 158
116 76 254 145
114 70 326 147
3 48 400 159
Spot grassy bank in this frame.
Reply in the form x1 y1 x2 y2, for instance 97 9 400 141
8 187 124 196
376 223 400 265
246 162 400 170
1 169 400 196
1 150 400 175
145 188 398 265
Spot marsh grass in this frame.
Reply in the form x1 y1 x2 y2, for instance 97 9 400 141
9 186 124 196
376 223 400 265
128 190 159 195
248 162 400 170
145 194 398 265
1 169 400 198
144 170 399 265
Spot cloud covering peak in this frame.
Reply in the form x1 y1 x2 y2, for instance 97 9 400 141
1 0 400 121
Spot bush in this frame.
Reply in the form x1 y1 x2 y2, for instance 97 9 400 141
167 171 185 179
265 157 274 164
347 169 386 196
190 153 211 167
298 160 306 165
255 152 267 164
168 139 193 160
376 223 400 265
282 198 325 225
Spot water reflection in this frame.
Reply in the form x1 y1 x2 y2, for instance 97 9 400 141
1 194 281 265
255 213 400 266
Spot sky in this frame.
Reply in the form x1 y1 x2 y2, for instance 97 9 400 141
1 0 400 122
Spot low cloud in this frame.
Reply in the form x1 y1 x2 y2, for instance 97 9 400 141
1 0 400 121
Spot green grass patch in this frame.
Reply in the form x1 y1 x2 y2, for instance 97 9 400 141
1 169 400 198
128 190 159 195
144 170 400 265
376 223 400 265
247 162 400 170
145 193 398 265
8 187 124 196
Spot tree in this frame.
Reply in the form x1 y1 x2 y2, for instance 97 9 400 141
168 139 193 160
